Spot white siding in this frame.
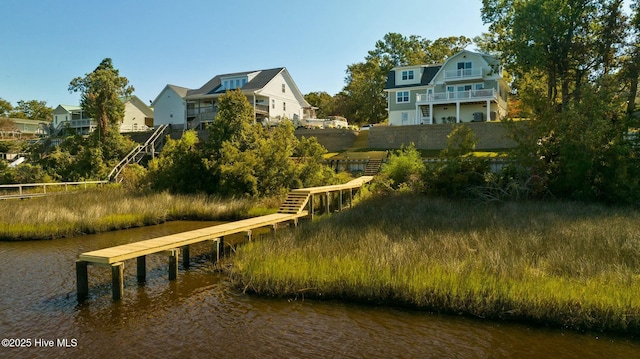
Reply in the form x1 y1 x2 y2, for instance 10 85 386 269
261 73 304 120
389 110 418 126
153 87 186 127
121 101 147 131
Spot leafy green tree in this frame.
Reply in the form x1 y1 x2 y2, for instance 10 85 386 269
481 0 628 110
69 58 134 142
9 100 52 122
205 89 254 155
0 118 17 135
343 57 389 124
252 122 299 195
624 0 640 114
0 98 13 117
511 78 640 203
304 91 335 119
294 135 335 187
146 130 208 194
0 160 15 184
148 89 340 197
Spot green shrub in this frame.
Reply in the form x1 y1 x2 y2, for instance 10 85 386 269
380 143 425 190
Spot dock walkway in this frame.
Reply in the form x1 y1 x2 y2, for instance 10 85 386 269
76 176 373 301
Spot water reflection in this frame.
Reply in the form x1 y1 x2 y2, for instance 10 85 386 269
0 221 639 358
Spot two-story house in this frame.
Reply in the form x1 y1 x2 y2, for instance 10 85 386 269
152 67 312 130
52 96 153 135
52 105 96 135
384 50 509 126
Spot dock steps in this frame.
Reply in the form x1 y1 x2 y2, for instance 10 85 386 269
363 159 383 176
278 192 310 214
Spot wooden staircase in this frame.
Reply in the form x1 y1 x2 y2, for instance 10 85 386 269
363 159 383 176
278 192 311 214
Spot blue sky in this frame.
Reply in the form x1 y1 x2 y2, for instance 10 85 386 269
0 0 489 108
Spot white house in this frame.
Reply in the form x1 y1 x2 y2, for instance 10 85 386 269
151 67 312 129
384 50 509 126
121 95 153 132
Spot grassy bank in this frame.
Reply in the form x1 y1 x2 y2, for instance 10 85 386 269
226 193 640 334
0 188 274 240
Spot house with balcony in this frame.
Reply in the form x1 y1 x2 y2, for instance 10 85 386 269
52 97 153 136
384 50 509 126
151 67 312 130
52 105 96 135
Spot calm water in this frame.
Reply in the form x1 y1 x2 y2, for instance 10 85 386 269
1 221 639 358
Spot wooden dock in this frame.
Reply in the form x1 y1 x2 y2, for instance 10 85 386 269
76 176 373 301
291 176 374 217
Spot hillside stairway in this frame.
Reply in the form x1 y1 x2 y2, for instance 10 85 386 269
107 124 170 182
363 159 383 176
278 192 311 214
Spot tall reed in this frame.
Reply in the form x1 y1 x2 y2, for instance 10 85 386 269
227 193 640 333
0 188 258 240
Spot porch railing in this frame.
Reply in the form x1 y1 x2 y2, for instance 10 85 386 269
416 89 496 103
443 68 483 81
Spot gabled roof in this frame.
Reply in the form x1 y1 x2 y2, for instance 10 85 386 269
56 104 81 111
126 95 154 118
384 65 441 90
429 50 494 83
185 67 286 99
150 84 190 106
167 85 189 98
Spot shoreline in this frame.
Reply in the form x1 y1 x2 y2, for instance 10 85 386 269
224 193 640 335
0 188 272 241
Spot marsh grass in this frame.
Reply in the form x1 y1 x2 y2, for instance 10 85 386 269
0 188 260 240
227 193 640 333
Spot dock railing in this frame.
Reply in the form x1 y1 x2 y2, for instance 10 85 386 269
0 180 108 200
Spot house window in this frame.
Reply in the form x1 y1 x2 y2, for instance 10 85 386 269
475 83 484 90
282 84 286 93
283 102 286 111
401 112 409 123
401 70 414 81
396 91 410 103
457 61 472 75
272 99 275 109
235 79 240 88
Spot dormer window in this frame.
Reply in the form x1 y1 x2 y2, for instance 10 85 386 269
223 77 248 90
401 70 414 81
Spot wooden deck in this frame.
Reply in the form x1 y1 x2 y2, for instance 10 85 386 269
78 212 307 265
76 176 374 301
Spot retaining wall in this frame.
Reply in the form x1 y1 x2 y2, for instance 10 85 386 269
368 122 518 150
294 129 357 152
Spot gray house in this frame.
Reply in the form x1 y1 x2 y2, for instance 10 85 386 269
384 50 510 126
